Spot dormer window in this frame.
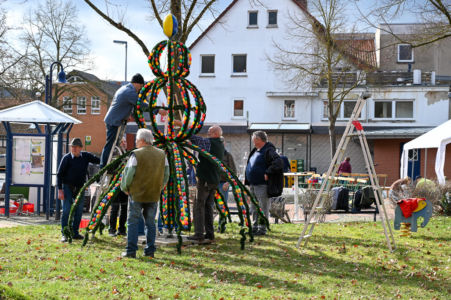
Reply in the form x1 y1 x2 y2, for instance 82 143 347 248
397 44 413 62
248 11 258 27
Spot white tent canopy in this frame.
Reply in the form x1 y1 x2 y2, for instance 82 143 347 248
401 119 451 184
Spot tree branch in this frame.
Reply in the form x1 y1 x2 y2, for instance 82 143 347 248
83 0 150 56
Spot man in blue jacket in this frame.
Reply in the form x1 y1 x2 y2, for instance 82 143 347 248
57 138 100 242
245 131 283 236
100 74 145 169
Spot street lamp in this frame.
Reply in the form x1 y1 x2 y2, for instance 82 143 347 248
113 40 128 83
43 61 66 220
45 61 66 104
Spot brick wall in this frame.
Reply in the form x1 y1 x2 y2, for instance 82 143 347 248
373 139 406 185
419 147 451 182
374 139 451 185
58 86 109 155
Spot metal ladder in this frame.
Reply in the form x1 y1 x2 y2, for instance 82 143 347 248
98 122 127 191
296 92 396 252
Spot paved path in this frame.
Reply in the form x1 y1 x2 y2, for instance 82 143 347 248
0 199 396 229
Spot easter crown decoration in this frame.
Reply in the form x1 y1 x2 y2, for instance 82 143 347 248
64 13 269 252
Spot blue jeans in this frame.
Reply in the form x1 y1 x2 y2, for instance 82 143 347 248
61 184 84 235
126 198 158 256
250 185 269 233
100 124 119 169
218 182 229 202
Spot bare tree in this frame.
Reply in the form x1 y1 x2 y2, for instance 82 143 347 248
0 5 28 98
269 0 374 158
17 0 91 106
83 0 220 58
357 0 450 47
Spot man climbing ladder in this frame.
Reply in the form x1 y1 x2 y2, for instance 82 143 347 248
100 74 146 169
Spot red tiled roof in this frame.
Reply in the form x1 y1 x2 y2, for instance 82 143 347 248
335 38 377 70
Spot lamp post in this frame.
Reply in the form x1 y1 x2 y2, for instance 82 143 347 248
113 40 128 83
45 61 66 104
43 61 66 220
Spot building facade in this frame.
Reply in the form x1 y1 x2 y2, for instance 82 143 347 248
56 70 121 154
186 0 450 183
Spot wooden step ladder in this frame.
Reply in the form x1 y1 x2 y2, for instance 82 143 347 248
297 92 396 252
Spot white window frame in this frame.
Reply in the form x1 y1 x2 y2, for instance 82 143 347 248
267 10 278 27
248 10 258 27
372 99 415 120
91 96 100 115
200 54 215 76
283 100 296 120
322 100 365 120
397 44 414 62
232 99 245 118
62 96 72 115
231 54 247 76
77 96 86 115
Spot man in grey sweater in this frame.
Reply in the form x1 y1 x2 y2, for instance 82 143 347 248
100 74 145 169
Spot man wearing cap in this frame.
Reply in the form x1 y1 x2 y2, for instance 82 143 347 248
57 138 100 242
100 73 145 169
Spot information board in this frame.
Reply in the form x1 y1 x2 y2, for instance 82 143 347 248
12 136 45 185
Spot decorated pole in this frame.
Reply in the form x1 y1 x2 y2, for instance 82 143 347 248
66 13 268 252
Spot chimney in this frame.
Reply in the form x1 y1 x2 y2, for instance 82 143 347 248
295 0 308 9
413 69 421 85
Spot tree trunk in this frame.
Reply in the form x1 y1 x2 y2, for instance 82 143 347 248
329 123 337 160
171 0 182 41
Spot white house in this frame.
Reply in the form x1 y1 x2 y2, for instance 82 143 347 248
187 0 450 183
188 0 381 175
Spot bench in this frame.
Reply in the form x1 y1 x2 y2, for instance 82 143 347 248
300 187 379 222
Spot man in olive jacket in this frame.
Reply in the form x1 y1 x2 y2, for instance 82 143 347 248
120 128 168 258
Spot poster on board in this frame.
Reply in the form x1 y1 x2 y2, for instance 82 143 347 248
12 136 45 185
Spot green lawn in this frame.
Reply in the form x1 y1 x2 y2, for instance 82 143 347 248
0 217 449 299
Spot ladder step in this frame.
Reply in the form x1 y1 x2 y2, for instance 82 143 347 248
302 234 312 239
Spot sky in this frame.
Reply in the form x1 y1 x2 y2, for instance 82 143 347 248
2 0 421 82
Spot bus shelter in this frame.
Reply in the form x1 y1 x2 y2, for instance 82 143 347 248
0 100 81 218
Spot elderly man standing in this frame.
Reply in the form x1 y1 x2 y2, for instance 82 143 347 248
188 125 224 242
245 131 283 236
120 128 168 258
57 138 100 242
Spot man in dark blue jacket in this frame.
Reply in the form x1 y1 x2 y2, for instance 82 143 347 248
57 138 100 242
245 131 283 235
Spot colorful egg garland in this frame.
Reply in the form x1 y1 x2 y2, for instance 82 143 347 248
65 24 269 252
132 34 268 251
